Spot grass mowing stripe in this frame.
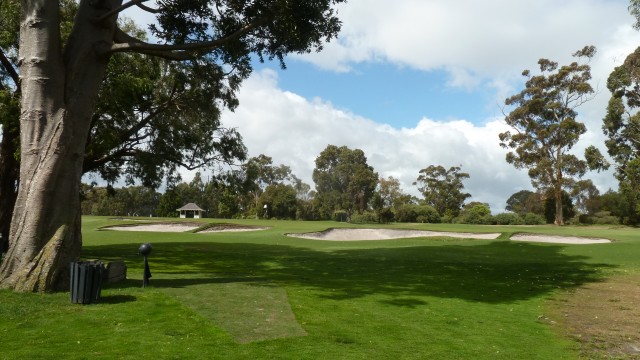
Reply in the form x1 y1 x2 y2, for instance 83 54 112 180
159 275 307 343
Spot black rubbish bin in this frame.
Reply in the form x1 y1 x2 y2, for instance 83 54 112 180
70 261 104 304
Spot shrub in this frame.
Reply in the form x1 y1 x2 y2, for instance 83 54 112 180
333 210 348 222
395 204 440 223
350 211 377 224
579 211 620 225
456 204 492 224
378 208 395 224
523 212 545 225
494 212 525 225
415 205 441 223
395 204 417 222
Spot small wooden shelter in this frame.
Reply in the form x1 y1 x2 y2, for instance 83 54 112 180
177 203 205 219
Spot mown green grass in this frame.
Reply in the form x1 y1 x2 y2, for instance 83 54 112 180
1 217 638 359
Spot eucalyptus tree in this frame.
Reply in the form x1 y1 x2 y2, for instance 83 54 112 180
0 0 345 292
257 183 298 219
312 145 378 219
499 46 597 225
241 154 293 212
599 46 640 224
414 165 470 218
0 3 248 253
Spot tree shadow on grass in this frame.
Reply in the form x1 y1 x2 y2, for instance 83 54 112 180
84 240 614 304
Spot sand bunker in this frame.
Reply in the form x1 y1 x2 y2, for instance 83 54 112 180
106 223 200 232
290 228 611 244
105 223 269 233
198 226 270 233
290 228 501 241
510 234 611 244
105 224 612 244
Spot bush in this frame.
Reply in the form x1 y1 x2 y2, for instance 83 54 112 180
333 210 348 222
456 204 492 224
378 208 395 224
394 204 416 222
415 205 441 223
579 211 619 225
395 204 440 223
493 212 524 225
350 211 377 224
523 213 545 225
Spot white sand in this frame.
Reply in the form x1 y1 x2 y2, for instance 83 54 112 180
105 223 269 233
198 227 269 233
290 228 501 241
106 224 199 232
290 228 611 244
105 224 612 244
510 234 611 244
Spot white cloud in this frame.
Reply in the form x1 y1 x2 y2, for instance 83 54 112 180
221 69 560 212
126 0 630 212
302 0 635 78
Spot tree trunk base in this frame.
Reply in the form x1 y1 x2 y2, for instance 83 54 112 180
0 225 74 292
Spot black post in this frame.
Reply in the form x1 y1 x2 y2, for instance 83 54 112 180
142 255 151 287
139 243 153 288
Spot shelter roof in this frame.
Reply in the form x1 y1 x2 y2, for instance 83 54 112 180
176 203 204 211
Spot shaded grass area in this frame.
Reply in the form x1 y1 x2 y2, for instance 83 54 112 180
2 217 638 359
87 240 611 304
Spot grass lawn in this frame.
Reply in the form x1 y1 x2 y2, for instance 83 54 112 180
1 217 639 359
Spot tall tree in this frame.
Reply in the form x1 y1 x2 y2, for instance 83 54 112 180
1 6 249 254
600 46 640 224
499 46 597 225
0 0 345 292
312 145 378 219
414 165 470 218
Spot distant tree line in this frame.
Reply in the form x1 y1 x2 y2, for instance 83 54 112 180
80 144 634 225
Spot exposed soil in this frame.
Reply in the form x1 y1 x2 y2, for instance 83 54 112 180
546 274 640 359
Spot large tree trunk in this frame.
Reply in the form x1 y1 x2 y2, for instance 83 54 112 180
0 0 119 292
554 187 564 226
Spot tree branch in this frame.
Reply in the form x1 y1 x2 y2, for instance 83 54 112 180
95 0 158 23
105 20 263 59
0 48 19 90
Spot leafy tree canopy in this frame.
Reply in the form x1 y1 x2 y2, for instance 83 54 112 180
414 165 470 217
312 145 378 219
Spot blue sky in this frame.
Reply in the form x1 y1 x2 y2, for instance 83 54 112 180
125 0 640 212
254 60 494 128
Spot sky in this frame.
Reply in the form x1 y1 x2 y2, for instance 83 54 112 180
125 0 640 212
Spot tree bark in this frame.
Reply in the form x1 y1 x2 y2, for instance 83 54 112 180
0 0 119 292
554 186 564 226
